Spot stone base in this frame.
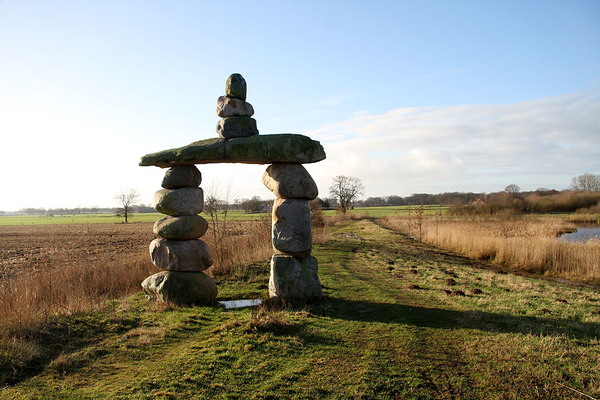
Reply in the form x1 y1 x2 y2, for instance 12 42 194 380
142 271 217 306
269 255 322 302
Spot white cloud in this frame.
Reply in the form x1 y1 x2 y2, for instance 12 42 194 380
306 92 600 197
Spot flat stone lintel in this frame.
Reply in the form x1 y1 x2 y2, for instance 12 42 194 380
140 134 326 168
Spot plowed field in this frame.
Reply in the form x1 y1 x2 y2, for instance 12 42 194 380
0 223 155 279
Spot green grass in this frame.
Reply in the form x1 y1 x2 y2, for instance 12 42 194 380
0 211 271 226
323 205 448 218
2 219 599 399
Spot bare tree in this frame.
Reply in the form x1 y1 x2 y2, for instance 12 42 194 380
204 183 238 273
504 184 521 196
570 173 600 192
329 175 364 214
114 188 141 223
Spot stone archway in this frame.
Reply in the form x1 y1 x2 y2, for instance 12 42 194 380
139 74 326 306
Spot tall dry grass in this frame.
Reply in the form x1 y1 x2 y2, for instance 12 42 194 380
0 251 158 339
0 213 331 339
380 216 600 285
205 218 272 276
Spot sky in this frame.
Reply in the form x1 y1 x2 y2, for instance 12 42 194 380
1 0 599 211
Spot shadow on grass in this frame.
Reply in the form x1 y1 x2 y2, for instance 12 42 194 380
0 311 142 387
314 296 600 340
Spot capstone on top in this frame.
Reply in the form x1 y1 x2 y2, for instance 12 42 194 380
226 73 247 101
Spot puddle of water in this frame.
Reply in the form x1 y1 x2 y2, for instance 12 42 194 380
219 299 262 309
557 225 600 243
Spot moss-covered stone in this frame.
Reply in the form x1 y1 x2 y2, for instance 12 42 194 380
263 163 318 199
139 134 326 167
141 271 217 306
216 116 259 139
268 255 322 302
153 187 204 216
149 238 213 272
161 165 202 189
272 198 312 258
226 73 247 101
153 215 209 240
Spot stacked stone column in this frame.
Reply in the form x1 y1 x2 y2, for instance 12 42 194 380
263 164 323 302
216 73 259 139
141 164 217 305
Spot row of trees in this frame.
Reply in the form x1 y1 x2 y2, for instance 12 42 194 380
5 173 598 221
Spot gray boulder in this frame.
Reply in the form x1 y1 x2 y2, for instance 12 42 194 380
226 73 247 101
216 116 259 139
161 165 202 189
142 271 218 306
272 198 312 258
269 255 322 301
216 96 254 118
153 215 209 240
153 187 203 216
263 163 318 200
140 134 326 167
149 238 214 272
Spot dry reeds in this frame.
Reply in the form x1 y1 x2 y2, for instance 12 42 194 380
0 251 157 339
380 216 600 285
205 218 272 276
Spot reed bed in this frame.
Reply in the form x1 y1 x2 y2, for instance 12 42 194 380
380 216 600 285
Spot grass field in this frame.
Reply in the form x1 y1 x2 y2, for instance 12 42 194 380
1 219 599 399
0 211 272 226
0 206 446 226
323 205 448 218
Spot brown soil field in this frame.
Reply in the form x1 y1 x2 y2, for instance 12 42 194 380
0 223 155 280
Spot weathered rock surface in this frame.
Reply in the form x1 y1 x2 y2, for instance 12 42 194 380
161 165 202 189
263 163 318 200
149 238 213 271
153 215 209 240
272 198 312 258
216 96 254 118
269 255 322 301
153 187 204 216
226 73 247 101
140 134 326 167
142 271 217 306
216 116 259 139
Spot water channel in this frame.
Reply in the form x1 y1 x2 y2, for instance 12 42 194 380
557 224 600 243
219 299 262 309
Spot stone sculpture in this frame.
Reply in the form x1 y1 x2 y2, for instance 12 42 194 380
140 73 326 305
142 164 217 305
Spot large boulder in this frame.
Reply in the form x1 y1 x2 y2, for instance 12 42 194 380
269 255 322 302
226 73 247 101
149 238 214 271
142 271 218 306
161 165 202 189
153 187 204 216
272 198 312 258
216 96 254 118
263 163 318 200
139 134 326 167
153 215 209 240
216 116 259 139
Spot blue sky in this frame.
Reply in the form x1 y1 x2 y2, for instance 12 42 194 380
1 1 599 210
